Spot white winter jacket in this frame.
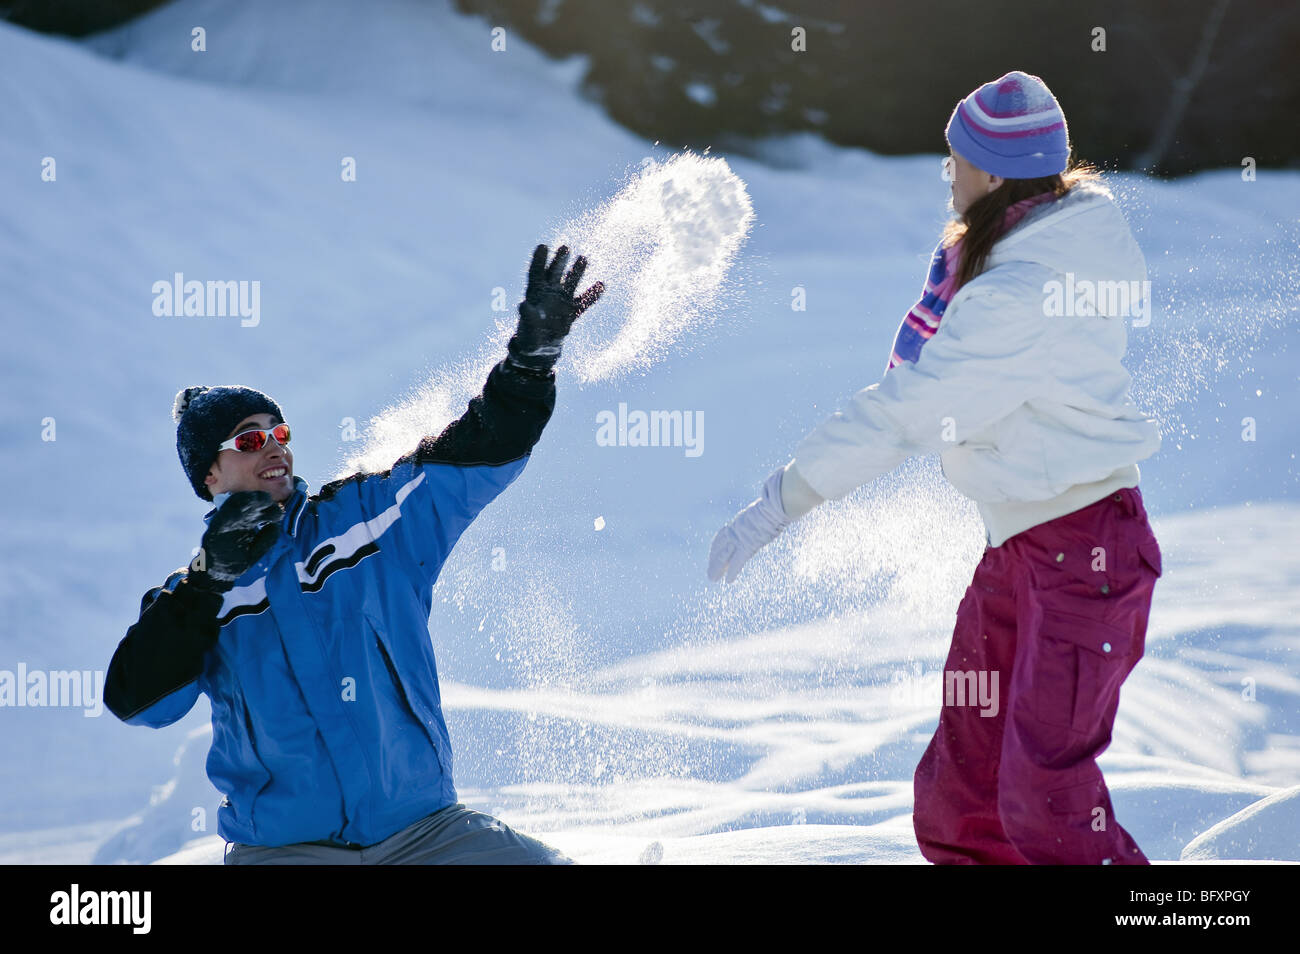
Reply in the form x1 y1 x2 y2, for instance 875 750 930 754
789 179 1161 547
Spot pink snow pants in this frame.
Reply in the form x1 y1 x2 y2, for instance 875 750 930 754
913 486 1162 864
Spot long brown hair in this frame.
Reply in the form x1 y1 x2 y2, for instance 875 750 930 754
943 159 1103 292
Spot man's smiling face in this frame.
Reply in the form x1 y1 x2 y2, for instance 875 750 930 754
204 412 295 505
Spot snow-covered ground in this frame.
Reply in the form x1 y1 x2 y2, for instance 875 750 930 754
1 0 1296 863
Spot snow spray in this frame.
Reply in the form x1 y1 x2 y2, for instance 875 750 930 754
320 153 754 787
335 151 754 478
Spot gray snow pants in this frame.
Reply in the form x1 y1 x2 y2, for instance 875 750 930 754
223 803 573 865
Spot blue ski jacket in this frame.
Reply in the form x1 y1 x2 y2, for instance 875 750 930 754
106 357 555 848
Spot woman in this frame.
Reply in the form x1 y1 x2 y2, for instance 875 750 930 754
707 71 1163 865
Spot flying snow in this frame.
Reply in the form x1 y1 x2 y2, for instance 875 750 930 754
335 151 754 478
555 151 755 383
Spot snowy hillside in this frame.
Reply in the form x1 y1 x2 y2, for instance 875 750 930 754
0 0 1297 863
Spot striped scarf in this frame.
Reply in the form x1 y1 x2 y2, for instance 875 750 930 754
887 192 1058 371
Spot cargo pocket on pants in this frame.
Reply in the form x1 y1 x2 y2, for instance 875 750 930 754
1046 777 1107 817
1034 610 1134 733
1137 539 1163 578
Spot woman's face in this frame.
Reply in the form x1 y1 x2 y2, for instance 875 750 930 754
947 149 1004 216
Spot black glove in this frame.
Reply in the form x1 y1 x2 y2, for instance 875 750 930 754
506 244 605 373
188 491 283 593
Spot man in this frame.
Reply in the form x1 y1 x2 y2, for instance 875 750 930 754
106 244 603 864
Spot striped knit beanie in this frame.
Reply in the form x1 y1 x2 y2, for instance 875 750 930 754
945 71 1070 179
173 385 284 502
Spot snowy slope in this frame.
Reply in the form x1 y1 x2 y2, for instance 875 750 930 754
94 500 1300 865
1 0 1297 862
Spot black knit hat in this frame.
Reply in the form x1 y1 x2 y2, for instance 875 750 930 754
173 386 285 501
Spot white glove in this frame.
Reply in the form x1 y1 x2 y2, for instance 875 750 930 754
708 467 790 584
